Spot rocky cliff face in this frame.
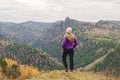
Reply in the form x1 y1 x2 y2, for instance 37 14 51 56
40 17 72 44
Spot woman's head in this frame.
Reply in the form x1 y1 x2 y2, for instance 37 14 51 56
65 27 74 42
66 27 72 34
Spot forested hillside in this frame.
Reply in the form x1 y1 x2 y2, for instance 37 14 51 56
92 44 120 76
0 39 62 71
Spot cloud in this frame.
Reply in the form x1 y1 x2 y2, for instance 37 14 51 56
0 0 120 22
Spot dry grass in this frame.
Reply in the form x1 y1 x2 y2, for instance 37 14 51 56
29 70 119 80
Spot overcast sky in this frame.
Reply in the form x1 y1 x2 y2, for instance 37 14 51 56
0 0 120 22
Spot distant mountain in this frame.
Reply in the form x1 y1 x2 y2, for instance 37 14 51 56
96 20 120 29
0 21 16 38
21 20 54 30
0 20 54 44
0 34 3 39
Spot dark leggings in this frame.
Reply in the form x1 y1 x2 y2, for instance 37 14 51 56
62 49 74 70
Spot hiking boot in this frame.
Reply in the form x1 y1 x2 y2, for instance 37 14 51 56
65 68 68 72
70 69 73 72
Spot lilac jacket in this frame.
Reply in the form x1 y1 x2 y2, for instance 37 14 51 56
62 36 78 49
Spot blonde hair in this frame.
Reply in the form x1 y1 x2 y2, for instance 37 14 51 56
65 27 74 42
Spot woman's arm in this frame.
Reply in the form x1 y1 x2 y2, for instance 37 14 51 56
62 37 67 49
73 37 78 48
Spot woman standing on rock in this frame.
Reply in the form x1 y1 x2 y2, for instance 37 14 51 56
62 27 78 72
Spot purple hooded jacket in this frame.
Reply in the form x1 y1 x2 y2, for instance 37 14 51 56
62 36 78 49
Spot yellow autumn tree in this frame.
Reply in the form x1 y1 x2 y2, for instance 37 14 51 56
0 58 39 79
